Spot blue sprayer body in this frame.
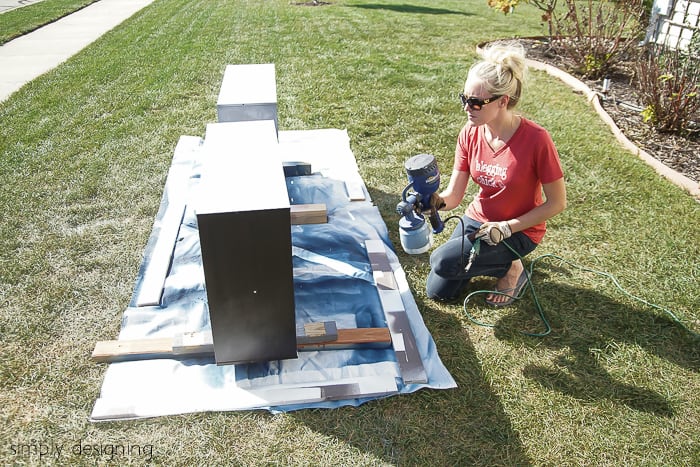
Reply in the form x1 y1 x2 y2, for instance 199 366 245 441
396 154 444 254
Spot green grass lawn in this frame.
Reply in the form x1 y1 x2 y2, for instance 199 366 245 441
1 0 698 465
0 0 97 45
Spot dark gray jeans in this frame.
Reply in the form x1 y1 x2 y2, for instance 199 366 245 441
426 215 537 301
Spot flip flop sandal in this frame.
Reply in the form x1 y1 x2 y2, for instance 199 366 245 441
485 269 529 307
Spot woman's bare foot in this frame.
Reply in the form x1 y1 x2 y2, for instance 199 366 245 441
486 260 524 305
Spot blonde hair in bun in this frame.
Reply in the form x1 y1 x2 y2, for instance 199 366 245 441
467 41 527 109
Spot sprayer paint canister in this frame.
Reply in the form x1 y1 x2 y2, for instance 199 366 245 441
399 217 433 254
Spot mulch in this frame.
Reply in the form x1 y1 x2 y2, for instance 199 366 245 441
520 38 699 184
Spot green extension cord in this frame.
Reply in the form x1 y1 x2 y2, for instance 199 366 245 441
461 241 700 339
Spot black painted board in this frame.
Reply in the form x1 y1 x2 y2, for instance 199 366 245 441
197 208 297 365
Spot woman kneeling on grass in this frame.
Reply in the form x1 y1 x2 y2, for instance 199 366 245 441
426 41 567 305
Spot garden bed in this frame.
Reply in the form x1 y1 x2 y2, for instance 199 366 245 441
520 38 699 184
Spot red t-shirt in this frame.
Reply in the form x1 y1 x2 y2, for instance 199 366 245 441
455 117 564 244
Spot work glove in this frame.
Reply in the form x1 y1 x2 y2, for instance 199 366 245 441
430 193 446 211
417 193 446 215
476 221 512 246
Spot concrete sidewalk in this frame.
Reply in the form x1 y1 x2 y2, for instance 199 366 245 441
0 0 46 15
0 0 153 102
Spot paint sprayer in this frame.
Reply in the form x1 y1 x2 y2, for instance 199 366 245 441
396 154 445 254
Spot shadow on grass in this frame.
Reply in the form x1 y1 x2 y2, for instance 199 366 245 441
349 3 473 16
489 274 700 417
291 187 531 465
292 301 532 465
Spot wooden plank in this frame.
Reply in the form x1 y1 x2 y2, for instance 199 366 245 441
365 239 428 384
135 135 199 307
296 321 338 345
297 327 391 349
385 311 428 384
373 270 398 291
92 327 392 363
368 250 392 272
290 203 327 224
135 205 186 306
92 337 175 363
345 180 366 201
172 331 214 355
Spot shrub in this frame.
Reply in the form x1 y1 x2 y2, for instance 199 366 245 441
635 32 700 134
489 0 646 80
488 0 559 37
551 0 647 79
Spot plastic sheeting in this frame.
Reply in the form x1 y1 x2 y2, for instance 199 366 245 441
90 129 456 421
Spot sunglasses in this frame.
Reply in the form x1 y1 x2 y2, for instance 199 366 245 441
459 93 502 110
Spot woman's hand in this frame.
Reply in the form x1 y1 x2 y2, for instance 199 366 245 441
476 221 512 245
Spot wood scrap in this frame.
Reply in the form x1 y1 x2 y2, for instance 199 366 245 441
135 135 199 307
345 180 366 201
365 239 428 384
92 326 391 363
290 203 327 224
296 321 338 344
